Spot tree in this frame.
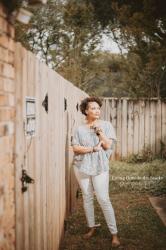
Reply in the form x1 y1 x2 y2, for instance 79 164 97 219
15 0 102 87
87 0 166 97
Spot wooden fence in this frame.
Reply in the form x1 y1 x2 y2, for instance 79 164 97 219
14 43 88 250
14 44 166 250
100 98 166 160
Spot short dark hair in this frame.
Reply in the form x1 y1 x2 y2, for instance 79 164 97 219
79 96 103 116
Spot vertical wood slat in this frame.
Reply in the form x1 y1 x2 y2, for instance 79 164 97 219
22 47 29 250
139 100 145 153
34 58 41 250
42 64 49 250
127 100 134 156
27 50 35 250
161 101 166 150
110 99 117 160
133 101 139 155
150 100 156 154
121 99 128 158
144 100 150 151
15 43 24 250
116 99 122 159
156 100 162 154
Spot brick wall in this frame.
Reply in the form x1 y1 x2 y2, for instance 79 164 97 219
0 3 15 250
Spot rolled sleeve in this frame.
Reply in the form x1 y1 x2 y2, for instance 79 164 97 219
105 121 117 141
104 122 117 158
71 129 80 146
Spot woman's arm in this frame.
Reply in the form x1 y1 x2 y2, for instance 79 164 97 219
72 141 103 154
93 126 112 149
72 145 93 154
98 132 113 150
93 122 116 150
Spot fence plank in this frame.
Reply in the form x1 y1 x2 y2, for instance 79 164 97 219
161 101 166 149
110 99 117 160
139 100 145 153
15 43 24 250
150 100 156 154
22 47 29 250
34 58 41 250
133 101 139 154
116 99 122 159
121 99 128 158
156 100 162 155
127 100 134 156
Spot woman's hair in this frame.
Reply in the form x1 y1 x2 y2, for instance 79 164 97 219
79 96 103 116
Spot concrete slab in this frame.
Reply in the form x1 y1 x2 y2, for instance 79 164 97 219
148 196 166 226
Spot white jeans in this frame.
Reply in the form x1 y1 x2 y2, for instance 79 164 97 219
73 166 118 235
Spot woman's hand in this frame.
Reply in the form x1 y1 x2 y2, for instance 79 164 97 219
93 140 103 152
93 125 103 136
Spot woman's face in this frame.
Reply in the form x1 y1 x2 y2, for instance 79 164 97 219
85 102 101 119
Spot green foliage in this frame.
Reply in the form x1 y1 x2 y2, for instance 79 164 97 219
15 0 102 87
124 141 166 164
110 159 166 195
87 0 166 97
125 148 154 164
15 0 166 97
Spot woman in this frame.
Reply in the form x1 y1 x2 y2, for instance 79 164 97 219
71 96 120 247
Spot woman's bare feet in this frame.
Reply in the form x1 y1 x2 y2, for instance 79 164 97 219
111 234 120 247
83 227 96 239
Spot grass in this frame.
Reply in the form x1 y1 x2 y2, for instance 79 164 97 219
61 159 166 250
109 159 166 195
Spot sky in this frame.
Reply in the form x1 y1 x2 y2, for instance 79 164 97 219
99 33 127 54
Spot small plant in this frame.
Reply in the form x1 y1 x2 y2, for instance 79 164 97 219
126 147 154 163
160 140 166 160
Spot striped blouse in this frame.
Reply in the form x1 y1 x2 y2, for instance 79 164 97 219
71 120 117 176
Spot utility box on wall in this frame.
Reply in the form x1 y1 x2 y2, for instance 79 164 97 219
25 97 36 136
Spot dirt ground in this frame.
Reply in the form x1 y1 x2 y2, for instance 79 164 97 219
60 160 166 250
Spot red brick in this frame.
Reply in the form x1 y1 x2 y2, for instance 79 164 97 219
0 123 6 135
0 36 15 52
0 47 8 62
8 51 14 65
0 121 14 136
0 5 15 250
0 78 4 91
0 16 7 34
1 77 14 92
0 4 7 18
0 94 15 106
0 47 14 65
0 107 15 121
0 136 11 154
0 94 8 105
7 24 15 39
0 77 15 93
0 62 15 79
0 153 11 165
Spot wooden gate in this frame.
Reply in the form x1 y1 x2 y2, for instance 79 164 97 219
14 43 87 250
